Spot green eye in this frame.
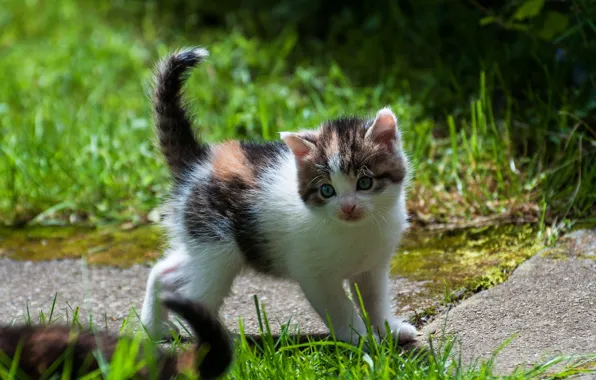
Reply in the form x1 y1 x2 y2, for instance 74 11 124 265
357 176 373 190
320 184 336 198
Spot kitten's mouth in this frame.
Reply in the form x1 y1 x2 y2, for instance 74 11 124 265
338 213 364 222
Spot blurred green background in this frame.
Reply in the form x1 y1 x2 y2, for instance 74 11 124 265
0 0 594 227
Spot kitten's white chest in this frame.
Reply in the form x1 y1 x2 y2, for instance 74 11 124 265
277 220 400 278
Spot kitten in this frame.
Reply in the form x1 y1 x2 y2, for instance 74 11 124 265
0 293 233 379
141 47 418 346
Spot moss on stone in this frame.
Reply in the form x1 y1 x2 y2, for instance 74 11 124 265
391 224 543 310
0 225 163 267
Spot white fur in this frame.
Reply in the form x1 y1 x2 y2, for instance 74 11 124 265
141 147 417 345
328 152 342 173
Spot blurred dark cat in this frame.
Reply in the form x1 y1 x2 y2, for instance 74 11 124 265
0 293 232 379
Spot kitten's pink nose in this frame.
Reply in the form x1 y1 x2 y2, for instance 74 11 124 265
341 204 356 214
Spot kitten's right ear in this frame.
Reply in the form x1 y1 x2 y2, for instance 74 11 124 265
280 132 316 161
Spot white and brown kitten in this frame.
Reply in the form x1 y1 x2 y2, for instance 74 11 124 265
140 47 417 346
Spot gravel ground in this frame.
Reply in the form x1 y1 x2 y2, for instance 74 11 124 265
0 258 418 338
422 229 596 375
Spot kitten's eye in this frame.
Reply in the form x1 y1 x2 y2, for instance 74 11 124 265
320 184 336 198
357 176 373 191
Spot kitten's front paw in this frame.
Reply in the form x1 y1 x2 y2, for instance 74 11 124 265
145 320 181 341
334 326 379 347
387 319 418 344
390 320 418 344
334 329 380 353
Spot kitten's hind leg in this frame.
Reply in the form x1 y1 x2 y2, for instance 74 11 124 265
140 249 188 340
178 243 242 319
349 263 418 344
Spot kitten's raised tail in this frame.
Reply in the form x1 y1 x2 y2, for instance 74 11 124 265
153 47 209 180
161 292 233 379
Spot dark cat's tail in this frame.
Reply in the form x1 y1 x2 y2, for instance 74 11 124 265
161 293 233 379
153 47 209 181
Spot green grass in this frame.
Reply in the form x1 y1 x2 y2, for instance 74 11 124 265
1 0 593 227
1 2 594 377
2 295 594 379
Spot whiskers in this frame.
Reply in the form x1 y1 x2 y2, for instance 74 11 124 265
365 209 383 235
307 175 325 188
361 201 398 236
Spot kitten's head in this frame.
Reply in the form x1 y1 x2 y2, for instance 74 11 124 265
280 107 407 225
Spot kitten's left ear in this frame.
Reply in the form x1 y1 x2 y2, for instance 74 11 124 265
365 107 401 151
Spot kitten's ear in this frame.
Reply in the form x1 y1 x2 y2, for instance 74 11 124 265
365 107 401 151
280 132 317 161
